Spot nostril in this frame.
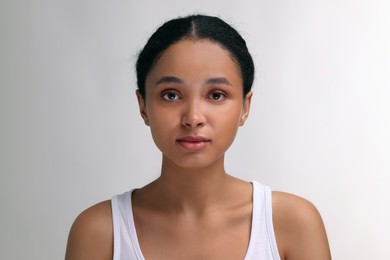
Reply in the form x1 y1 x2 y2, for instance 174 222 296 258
182 103 205 127
182 118 204 128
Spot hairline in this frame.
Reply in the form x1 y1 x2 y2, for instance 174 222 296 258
142 37 244 99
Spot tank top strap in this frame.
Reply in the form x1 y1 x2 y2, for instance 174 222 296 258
244 181 281 260
111 190 144 260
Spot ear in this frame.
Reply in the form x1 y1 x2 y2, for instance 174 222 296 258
239 91 253 126
136 90 150 126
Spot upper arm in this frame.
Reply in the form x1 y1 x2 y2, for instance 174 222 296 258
65 200 113 260
272 192 331 260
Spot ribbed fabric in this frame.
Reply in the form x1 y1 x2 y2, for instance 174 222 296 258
111 181 280 260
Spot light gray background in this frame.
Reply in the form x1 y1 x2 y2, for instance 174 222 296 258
1 0 389 259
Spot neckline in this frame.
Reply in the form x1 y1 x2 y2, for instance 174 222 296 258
126 181 258 260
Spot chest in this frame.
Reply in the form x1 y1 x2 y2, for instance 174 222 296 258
133 208 252 260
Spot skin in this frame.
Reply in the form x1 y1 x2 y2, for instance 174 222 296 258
65 39 331 260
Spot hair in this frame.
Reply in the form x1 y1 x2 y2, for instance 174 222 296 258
136 14 255 99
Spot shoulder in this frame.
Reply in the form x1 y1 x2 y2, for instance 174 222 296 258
65 200 113 260
272 191 331 260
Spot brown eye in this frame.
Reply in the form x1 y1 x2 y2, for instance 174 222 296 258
161 91 180 101
209 91 226 101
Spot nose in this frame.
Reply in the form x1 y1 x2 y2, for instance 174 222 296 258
181 99 205 128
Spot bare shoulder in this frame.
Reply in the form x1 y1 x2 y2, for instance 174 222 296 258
65 200 113 260
272 191 331 260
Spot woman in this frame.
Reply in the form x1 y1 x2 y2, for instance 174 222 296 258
65 15 331 260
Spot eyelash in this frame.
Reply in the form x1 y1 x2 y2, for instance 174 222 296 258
208 90 226 101
160 89 227 102
161 90 180 101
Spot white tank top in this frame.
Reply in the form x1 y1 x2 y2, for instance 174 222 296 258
111 181 280 260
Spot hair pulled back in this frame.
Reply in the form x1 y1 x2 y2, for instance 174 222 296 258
136 14 255 98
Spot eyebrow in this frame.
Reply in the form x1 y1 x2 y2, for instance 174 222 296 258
154 76 232 87
155 76 184 86
206 77 232 86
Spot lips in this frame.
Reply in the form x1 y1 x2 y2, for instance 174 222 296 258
176 136 210 150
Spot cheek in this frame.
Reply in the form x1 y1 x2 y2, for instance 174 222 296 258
213 102 243 125
147 106 178 141
148 104 178 122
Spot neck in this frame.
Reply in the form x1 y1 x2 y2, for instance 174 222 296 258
152 155 234 214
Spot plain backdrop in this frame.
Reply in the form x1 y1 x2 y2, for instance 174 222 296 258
1 0 389 259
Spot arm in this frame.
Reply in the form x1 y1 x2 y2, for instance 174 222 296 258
273 192 331 260
65 200 113 260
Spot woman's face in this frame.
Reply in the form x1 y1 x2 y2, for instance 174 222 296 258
137 39 252 169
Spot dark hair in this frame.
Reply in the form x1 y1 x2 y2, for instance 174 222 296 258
136 14 255 99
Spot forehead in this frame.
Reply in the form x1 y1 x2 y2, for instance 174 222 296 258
146 39 242 84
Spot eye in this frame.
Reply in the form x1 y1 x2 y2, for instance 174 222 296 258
161 90 180 101
209 90 226 101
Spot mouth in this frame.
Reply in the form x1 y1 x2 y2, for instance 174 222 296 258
176 136 211 150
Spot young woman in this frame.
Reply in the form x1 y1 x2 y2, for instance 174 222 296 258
65 15 331 260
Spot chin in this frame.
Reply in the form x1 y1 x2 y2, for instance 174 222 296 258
172 159 212 169
164 153 224 170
